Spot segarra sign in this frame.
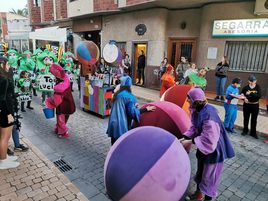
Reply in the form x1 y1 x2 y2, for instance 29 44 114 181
212 19 268 37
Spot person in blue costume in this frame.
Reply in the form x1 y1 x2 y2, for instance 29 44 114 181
107 74 155 145
224 78 242 134
181 87 235 201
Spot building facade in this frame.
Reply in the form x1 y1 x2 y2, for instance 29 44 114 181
68 0 268 97
0 13 31 52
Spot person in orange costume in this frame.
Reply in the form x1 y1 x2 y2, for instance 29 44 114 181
159 65 177 98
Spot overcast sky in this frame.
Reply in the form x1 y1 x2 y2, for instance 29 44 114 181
0 0 28 12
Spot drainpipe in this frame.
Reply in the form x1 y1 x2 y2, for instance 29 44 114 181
53 0 57 21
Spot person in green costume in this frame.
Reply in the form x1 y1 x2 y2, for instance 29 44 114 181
180 67 209 91
60 51 76 91
6 49 21 83
32 48 43 62
36 49 58 106
19 51 37 96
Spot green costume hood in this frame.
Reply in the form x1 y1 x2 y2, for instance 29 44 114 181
7 49 21 67
20 51 35 72
36 49 58 74
60 51 75 71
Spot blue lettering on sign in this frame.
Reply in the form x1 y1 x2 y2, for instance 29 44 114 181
263 21 268 28
215 22 221 29
222 22 227 29
237 22 243 29
246 21 252 29
254 21 261 29
229 22 236 29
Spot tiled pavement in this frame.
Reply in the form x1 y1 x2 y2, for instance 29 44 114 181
2 83 268 201
0 137 89 201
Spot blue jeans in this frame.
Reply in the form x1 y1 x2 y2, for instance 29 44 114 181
224 102 237 130
12 123 20 147
216 77 227 96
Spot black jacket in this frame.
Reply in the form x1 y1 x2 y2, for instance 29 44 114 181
215 62 229 78
137 55 145 69
0 71 14 116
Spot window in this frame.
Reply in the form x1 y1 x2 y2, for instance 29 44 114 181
2 18 7 25
225 41 268 72
33 0 40 7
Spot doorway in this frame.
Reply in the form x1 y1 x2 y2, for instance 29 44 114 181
133 43 147 85
167 38 197 79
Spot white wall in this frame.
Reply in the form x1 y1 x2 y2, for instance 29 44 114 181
68 0 94 18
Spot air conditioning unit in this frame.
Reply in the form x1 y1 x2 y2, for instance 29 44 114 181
254 0 268 15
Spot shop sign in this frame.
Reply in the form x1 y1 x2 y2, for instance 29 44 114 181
212 19 268 37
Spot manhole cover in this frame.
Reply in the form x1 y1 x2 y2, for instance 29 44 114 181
53 159 73 173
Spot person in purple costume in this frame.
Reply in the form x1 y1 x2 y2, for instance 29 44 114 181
180 86 235 201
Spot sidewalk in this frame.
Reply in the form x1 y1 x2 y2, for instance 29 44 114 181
132 85 268 138
0 136 89 201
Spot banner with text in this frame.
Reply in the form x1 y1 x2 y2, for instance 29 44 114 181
212 19 268 37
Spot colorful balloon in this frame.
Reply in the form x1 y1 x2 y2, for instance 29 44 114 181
132 101 191 152
104 126 191 201
161 85 194 117
76 41 99 65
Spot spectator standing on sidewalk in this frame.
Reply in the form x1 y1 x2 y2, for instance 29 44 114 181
176 56 190 82
159 58 169 81
107 75 155 145
181 87 235 201
184 62 198 78
223 78 242 134
137 50 145 86
0 56 20 169
241 75 261 139
214 56 229 101
122 54 131 75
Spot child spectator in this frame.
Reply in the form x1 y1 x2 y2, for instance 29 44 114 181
224 78 242 134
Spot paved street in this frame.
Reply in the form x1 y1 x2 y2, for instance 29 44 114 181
18 84 268 201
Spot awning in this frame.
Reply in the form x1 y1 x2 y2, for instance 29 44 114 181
29 26 67 42
5 33 30 40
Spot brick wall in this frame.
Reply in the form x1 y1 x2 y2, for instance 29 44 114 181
43 0 54 22
126 0 152 6
1 13 8 41
56 0 67 20
94 0 118 12
28 0 41 25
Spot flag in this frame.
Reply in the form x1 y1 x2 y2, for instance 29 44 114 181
58 46 63 63
46 44 50 49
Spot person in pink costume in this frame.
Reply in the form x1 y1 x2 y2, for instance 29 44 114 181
46 64 76 139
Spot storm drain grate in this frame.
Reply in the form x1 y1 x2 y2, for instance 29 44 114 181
53 159 73 173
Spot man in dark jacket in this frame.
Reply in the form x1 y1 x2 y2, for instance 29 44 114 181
137 50 145 85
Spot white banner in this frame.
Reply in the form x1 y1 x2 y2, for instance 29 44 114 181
19 93 32 102
212 19 268 37
38 75 55 92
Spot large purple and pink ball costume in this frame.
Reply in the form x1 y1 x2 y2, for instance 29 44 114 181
104 126 191 201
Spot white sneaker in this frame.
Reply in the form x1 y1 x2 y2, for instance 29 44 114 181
0 159 20 169
42 102 46 107
7 155 18 161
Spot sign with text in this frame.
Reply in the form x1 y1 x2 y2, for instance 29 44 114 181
18 93 32 102
37 75 55 92
65 70 74 82
212 19 268 37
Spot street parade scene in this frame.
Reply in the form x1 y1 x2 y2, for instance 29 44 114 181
1 0 268 201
